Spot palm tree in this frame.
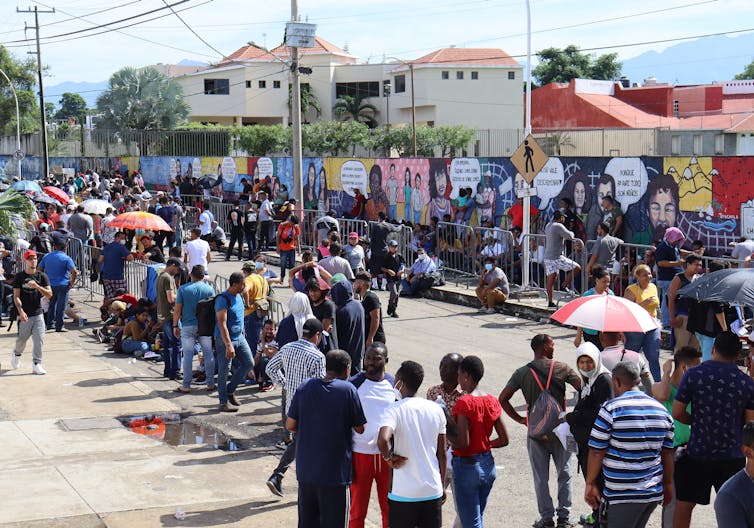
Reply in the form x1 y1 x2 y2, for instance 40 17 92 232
0 189 34 239
288 84 322 123
332 94 378 129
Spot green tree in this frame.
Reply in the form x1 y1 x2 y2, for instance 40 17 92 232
436 125 475 157
96 66 189 131
392 126 438 157
0 45 40 136
54 92 87 124
533 45 621 86
734 59 754 80
288 84 321 123
236 124 290 156
333 94 378 128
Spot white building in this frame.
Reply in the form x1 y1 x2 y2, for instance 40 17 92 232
175 37 523 130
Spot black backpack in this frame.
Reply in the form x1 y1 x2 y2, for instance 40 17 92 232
196 291 231 337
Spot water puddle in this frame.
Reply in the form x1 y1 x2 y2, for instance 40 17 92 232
119 413 245 451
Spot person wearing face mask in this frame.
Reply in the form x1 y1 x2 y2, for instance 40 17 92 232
475 256 510 314
565 342 614 528
651 346 702 527
401 248 436 297
574 266 614 351
98 231 134 299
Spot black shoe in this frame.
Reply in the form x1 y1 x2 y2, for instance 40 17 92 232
547 302 557 308
266 474 283 497
219 402 238 413
228 393 240 406
391 312 399 318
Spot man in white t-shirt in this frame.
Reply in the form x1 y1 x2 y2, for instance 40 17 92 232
183 228 211 274
349 343 395 528
258 192 275 250
599 331 653 392
378 360 446 528
730 237 754 267
198 201 214 240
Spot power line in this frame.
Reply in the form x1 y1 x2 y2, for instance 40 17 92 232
159 0 230 61
2 0 192 45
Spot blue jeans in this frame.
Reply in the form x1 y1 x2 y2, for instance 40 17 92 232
244 232 256 260
180 324 214 389
389 204 397 220
657 279 672 328
452 451 497 528
625 328 661 381
216 336 253 405
122 340 149 356
161 319 182 378
46 285 70 331
244 311 265 353
695 332 715 361
279 249 295 282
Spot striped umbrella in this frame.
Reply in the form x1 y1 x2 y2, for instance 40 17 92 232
107 211 173 232
551 294 659 333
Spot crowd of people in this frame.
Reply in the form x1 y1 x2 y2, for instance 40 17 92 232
4 169 754 528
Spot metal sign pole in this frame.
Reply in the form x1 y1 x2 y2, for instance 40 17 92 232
522 0 533 289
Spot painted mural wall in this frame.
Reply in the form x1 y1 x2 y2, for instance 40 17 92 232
3 154 753 254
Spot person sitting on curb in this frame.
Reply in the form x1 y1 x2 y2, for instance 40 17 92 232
475 256 510 314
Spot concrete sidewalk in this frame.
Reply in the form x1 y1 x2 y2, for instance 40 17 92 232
0 302 310 528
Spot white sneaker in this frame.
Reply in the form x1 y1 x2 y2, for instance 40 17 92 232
32 363 46 375
10 353 20 370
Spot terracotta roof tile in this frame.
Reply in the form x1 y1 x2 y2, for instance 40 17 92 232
411 48 519 67
223 45 278 62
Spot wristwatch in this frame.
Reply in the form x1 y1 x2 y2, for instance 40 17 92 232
382 450 394 461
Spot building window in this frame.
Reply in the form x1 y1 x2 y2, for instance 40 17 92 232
394 74 406 93
693 134 703 155
258 80 267 89
715 134 724 154
456 71 464 80
671 135 680 155
203 78 229 95
245 80 251 89
508 71 515 80
441 71 449 80
335 81 380 99
471 71 478 80
673 100 679 116
273 80 281 89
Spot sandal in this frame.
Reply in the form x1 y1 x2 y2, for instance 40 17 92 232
206 385 217 391
174 387 191 393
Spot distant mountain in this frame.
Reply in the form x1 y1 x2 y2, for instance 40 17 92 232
177 59 207 67
45 80 108 110
620 33 754 85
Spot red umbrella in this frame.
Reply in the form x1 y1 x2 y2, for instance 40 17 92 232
551 294 659 333
42 186 71 204
107 211 173 232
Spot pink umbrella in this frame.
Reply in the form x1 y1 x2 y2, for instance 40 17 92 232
551 294 659 333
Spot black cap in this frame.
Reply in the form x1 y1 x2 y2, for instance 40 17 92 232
166 257 183 268
302 318 323 336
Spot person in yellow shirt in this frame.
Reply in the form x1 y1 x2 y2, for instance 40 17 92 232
241 260 269 351
624 264 661 382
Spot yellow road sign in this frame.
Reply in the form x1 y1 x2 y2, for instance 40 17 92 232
510 135 548 185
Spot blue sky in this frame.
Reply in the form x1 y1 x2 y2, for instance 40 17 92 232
0 0 751 86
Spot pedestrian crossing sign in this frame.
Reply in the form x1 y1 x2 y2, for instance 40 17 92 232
510 135 548 185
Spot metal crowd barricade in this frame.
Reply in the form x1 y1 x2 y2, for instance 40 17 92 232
435 221 477 286
212 273 229 294
338 218 369 240
605 241 656 297
396 224 415 269
213 273 286 324
698 254 739 272
180 194 203 208
184 206 200 232
209 202 235 234
299 209 319 251
65 238 89 289
473 226 516 286
123 259 151 299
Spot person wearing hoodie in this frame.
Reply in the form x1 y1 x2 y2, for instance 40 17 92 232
332 280 366 375
565 342 614 527
276 292 315 348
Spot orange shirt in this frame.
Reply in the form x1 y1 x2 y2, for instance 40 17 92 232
277 222 300 251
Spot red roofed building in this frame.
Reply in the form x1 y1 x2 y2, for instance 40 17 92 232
531 78 754 155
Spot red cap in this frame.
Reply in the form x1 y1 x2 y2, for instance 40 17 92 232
349 231 359 238
23 249 37 260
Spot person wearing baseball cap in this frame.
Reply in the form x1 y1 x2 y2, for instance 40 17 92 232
345 232 366 274
9 250 52 375
656 226 689 329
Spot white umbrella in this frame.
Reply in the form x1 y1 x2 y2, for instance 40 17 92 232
551 294 659 333
81 199 112 216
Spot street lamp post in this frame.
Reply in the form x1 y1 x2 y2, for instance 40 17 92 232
0 68 22 180
386 57 417 157
383 82 391 129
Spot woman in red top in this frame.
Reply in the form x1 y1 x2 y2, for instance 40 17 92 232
451 355 509 528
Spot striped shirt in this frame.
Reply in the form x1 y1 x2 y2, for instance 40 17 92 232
588 390 674 504
265 338 325 415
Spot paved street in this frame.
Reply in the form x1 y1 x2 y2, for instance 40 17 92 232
0 257 716 527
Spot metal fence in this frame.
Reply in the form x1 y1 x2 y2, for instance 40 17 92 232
338 219 370 240
213 273 286 324
299 209 320 251
435 222 477 282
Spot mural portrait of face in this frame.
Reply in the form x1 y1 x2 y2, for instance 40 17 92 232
415 173 421 189
595 174 616 210
647 173 680 239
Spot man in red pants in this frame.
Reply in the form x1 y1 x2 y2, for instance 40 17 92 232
349 343 395 528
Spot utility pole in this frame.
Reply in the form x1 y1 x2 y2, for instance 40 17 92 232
290 0 303 209
18 5 54 181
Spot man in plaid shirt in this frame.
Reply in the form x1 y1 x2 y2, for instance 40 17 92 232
265 318 326 497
